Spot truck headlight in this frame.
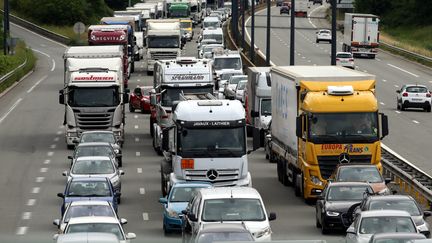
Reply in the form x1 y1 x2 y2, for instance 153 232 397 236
253 227 271 238
326 211 340 217
166 208 179 218
310 175 323 186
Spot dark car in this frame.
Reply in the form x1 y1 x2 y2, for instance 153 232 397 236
57 177 119 215
129 85 152 113
350 195 432 237
316 182 373 234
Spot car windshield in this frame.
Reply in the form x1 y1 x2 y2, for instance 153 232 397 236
406 86 428 93
360 217 416 234
169 187 206 202
75 146 114 158
203 34 223 43
80 133 115 144
203 46 222 53
229 76 246 85
197 232 253 243
261 99 271 116
320 30 330 34
202 199 265 221
337 167 383 183
237 81 246 90
374 238 423 243
68 87 120 107
326 186 370 201
67 181 112 197
66 223 124 240
220 72 242 81
64 205 115 222
214 58 241 70
203 21 219 28
161 86 214 107
369 200 421 216
337 53 352 58
72 159 115 175
308 112 379 143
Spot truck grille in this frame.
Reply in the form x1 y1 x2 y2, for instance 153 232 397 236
184 169 240 186
75 111 113 130
151 52 178 60
317 155 372 179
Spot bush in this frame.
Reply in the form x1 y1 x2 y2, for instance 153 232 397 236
105 0 143 11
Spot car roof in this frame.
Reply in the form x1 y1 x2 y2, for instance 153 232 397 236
336 52 352 55
69 200 110 206
56 233 119 243
199 187 261 199
367 195 414 201
67 216 119 225
81 131 114 135
200 223 250 233
328 181 372 187
70 177 109 182
75 156 112 161
229 75 248 79
404 84 428 89
77 142 113 147
372 232 426 240
172 181 214 188
360 210 412 217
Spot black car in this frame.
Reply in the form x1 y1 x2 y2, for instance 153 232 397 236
315 182 373 234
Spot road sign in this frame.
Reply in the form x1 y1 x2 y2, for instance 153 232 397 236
73 22 86 34
337 0 353 9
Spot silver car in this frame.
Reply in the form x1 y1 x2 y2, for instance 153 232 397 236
224 75 247 100
336 52 355 69
69 142 122 167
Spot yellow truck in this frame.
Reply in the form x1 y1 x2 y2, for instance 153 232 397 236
268 66 389 201
180 19 194 41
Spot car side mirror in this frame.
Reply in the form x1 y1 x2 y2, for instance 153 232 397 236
424 211 432 217
159 197 168 204
57 193 64 198
115 192 122 197
119 170 125 175
53 219 60 227
182 209 188 215
59 90 65 105
67 155 73 160
346 226 356 234
268 212 276 221
384 178 392 185
126 233 136 239
120 218 128 225
62 171 68 176
189 213 197 222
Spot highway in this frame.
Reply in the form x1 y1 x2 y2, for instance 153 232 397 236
246 4 432 175
0 21 343 243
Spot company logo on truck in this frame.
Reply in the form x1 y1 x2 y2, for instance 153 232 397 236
170 74 205 81
73 75 115 81
320 144 369 154
90 34 125 41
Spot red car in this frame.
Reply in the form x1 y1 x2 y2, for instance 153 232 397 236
129 86 152 113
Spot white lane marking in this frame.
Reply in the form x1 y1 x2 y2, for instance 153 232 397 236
375 58 381 61
32 187 40 194
363 70 368 73
59 125 64 129
47 151 54 157
16 227 28 235
135 137 140 142
50 144 57 149
27 75 47 93
244 11 275 66
139 188 146 195
40 168 48 173
51 59 56 71
44 159 50 164
27 199 36 206
387 63 419 77
412 120 419 124
382 79 387 82
54 137 59 142
394 85 399 88
0 98 23 124
134 125 139 129
142 213 149 221
35 177 44 183
134 115 138 119
12 22 68 48
302 56 306 59
32 49 50 58
380 102 385 105
56 131 62 135
137 79 141 82
137 168 143 174
395 110 401 114
22 212 32 220
136 151 141 157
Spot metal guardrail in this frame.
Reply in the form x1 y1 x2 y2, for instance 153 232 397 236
0 57 28 85
380 41 432 65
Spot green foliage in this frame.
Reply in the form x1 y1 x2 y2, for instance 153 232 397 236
105 0 143 11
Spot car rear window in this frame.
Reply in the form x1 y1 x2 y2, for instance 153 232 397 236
336 53 352 58
320 30 330 34
406 86 428 93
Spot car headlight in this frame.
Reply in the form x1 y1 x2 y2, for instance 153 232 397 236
253 227 271 238
377 187 390 195
310 175 323 186
166 208 179 218
326 211 340 217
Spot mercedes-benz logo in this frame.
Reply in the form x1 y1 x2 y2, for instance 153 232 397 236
206 169 218 180
339 153 351 163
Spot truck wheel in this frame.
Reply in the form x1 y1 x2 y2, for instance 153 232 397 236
129 103 135 112
294 172 301 196
282 161 290 186
246 126 252 137
277 159 283 183
117 157 123 167
147 71 153 76
131 62 135 73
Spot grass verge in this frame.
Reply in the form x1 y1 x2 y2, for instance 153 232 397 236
380 26 432 58
0 41 36 94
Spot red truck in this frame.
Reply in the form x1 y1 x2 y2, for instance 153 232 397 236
88 25 131 88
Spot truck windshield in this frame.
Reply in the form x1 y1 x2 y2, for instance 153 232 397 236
203 34 223 43
213 58 241 70
261 99 271 116
148 36 179 48
170 9 189 17
308 112 379 144
161 86 214 107
203 21 219 28
68 87 120 107
178 127 246 157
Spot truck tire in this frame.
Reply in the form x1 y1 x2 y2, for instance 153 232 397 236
246 126 253 137
67 144 75 150
294 172 301 197
282 161 290 186
277 159 283 183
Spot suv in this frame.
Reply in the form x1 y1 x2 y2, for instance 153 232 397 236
280 2 291 14
396 84 432 112
316 29 332 43
182 187 276 241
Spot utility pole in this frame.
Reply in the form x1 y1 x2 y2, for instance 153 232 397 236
241 0 245 50
331 0 337 65
265 0 271 66
289 0 295 65
250 0 255 63
3 0 9 55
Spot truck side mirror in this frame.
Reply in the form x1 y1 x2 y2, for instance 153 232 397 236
162 128 170 152
59 90 65 105
380 113 389 139
250 110 259 118
296 116 303 138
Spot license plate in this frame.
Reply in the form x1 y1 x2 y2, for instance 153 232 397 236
412 98 423 102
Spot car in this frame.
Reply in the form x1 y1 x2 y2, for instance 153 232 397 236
182 187 276 241
280 2 291 14
316 29 332 43
235 80 247 102
396 84 432 112
55 216 136 243
224 75 247 99
217 69 244 88
158 182 213 234
69 142 122 167
276 0 284 6
346 210 418 243
192 223 254 243
263 120 275 163
351 195 432 237
330 164 391 195
315 182 374 234
336 52 355 69
63 156 124 202
369 232 426 243
53 200 118 233
200 44 224 59
129 85 152 113
78 131 122 153
57 177 119 215
55 232 120 243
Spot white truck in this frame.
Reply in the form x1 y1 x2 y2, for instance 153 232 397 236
245 67 272 141
131 3 158 19
160 99 252 196
150 57 215 154
113 11 145 60
145 19 182 75
294 0 310 17
59 46 129 148
343 13 380 59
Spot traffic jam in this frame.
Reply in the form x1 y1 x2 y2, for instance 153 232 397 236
52 0 432 242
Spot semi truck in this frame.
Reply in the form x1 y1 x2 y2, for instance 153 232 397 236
150 57 215 153
160 99 252 196
245 67 272 141
168 3 191 18
113 10 145 60
294 0 310 17
343 13 380 59
59 46 129 148
268 66 388 201
145 19 182 75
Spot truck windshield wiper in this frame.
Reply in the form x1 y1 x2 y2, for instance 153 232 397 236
313 135 342 143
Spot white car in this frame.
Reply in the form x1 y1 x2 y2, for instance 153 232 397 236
235 80 248 102
396 84 432 112
198 43 223 59
55 216 136 243
336 52 355 69
217 69 244 96
55 233 120 243
183 187 276 241
346 210 418 243
224 75 247 99
316 29 332 43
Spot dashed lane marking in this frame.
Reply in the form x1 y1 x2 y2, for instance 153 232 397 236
40 168 48 173
16 227 28 235
35 177 44 183
387 63 419 78
54 137 59 142
134 125 139 129
382 79 387 82
0 98 22 124
27 75 47 93
31 187 40 194
27 199 36 206
413 120 420 124
134 115 138 119
142 213 149 221
395 110 401 114
47 151 54 157
136 152 141 157
137 168 143 174
140 188 146 195
56 131 62 135
50 144 56 149
22 212 31 220
44 159 50 165
394 85 399 88
135 137 140 142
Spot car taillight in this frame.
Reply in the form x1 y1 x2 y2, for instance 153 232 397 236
402 92 408 97
336 58 340 61
181 159 194 169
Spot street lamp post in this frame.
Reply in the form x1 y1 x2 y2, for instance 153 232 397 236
265 0 271 66
289 0 295 65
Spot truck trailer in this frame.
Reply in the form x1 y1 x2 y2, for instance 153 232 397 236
343 13 380 58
